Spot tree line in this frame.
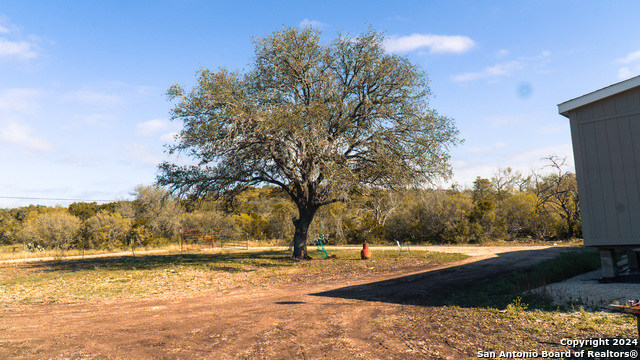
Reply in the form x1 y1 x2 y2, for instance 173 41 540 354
0 158 580 252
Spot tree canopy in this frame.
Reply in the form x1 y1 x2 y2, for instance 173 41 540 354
157 26 461 259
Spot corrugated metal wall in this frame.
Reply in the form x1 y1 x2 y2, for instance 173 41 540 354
569 87 640 246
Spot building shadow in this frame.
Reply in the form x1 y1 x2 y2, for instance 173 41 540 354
311 247 581 308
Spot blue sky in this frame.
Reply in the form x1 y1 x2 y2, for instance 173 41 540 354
1 1 640 208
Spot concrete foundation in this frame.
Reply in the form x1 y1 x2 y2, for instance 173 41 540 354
599 248 619 278
626 250 640 273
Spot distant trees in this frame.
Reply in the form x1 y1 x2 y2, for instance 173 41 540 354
181 210 232 233
0 208 21 245
381 160 579 245
3 186 190 251
0 158 582 252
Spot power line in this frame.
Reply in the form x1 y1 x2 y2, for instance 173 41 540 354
0 196 118 202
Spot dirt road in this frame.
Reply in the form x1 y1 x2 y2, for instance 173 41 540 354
0 246 574 359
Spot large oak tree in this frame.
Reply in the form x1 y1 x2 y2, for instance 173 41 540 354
157 27 461 259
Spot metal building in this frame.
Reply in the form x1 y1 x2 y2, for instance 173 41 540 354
558 75 640 278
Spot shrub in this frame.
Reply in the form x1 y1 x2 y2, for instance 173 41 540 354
16 210 81 250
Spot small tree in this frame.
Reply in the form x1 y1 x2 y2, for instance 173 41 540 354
158 27 461 259
491 167 530 199
82 212 132 250
534 156 581 238
130 185 183 241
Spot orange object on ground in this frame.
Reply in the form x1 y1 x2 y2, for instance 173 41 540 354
361 243 371 260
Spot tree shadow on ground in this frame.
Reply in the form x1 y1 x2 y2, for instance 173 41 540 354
311 247 600 309
18 250 294 273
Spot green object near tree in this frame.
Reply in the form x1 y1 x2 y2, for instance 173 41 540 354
316 232 328 259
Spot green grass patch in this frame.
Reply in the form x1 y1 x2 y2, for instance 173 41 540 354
443 248 601 310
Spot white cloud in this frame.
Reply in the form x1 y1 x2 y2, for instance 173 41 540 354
299 18 327 28
452 51 551 83
384 34 475 54
450 142 574 187
102 81 158 95
0 121 57 154
618 66 640 80
510 143 574 169
496 49 510 58
485 114 529 128
0 15 17 32
468 142 509 154
0 16 40 61
63 90 123 106
615 51 640 80
159 131 179 142
136 118 171 136
452 60 523 82
492 61 520 75
386 15 410 22
616 50 640 64
482 113 564 132
0 88 54 154
61 155 105 166
0 88 43 113
450 160 501 187
0 38 37 60
123 143 163 166
83 113 116 125
536 124 570 135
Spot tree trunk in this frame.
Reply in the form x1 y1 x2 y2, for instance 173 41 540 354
292 207 317 260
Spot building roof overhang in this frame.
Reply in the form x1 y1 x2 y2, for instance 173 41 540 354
558 75 640 118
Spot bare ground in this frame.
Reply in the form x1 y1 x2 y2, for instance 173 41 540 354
0 246 619 359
